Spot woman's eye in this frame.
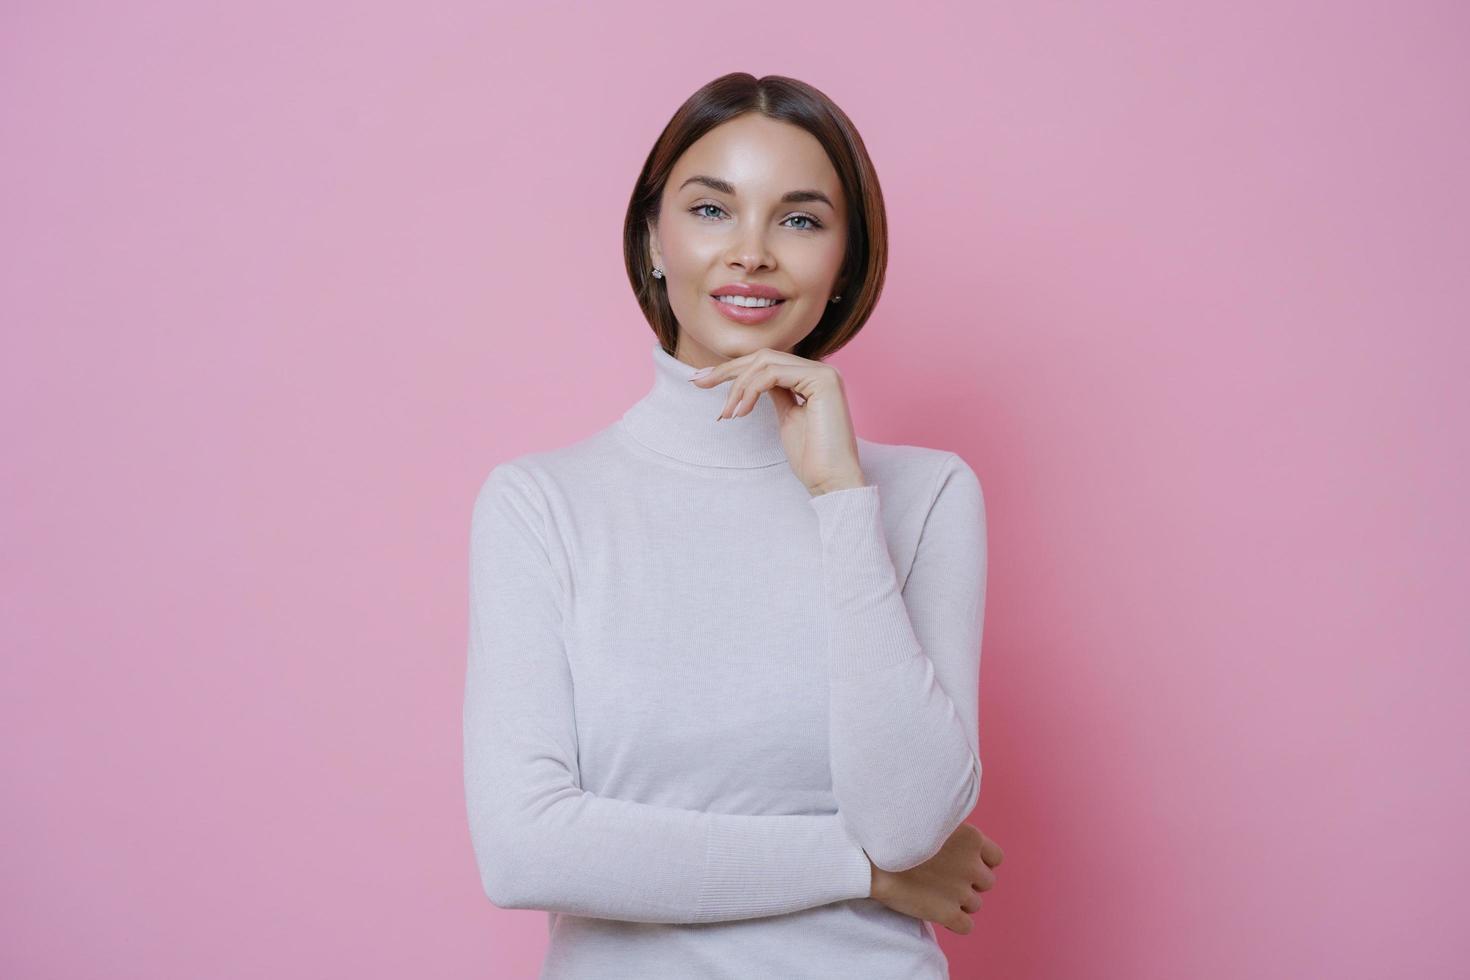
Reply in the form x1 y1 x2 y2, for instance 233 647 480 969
688 203 822 231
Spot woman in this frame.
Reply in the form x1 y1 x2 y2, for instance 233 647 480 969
465 72 1004 979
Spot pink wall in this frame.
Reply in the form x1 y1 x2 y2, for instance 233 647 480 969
3 2 1465 977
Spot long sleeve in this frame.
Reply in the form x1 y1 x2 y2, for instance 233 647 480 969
464 463 874 924
809 453 987 873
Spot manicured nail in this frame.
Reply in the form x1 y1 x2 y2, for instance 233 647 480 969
690 366 713 379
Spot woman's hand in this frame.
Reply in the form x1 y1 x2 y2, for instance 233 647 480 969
868 823 1004 936
688 347 866 496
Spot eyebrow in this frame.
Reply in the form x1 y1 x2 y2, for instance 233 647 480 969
677 174 835 210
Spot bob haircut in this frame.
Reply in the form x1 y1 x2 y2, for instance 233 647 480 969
623 72 888 362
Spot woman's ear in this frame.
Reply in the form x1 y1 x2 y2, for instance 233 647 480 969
646 220 662 270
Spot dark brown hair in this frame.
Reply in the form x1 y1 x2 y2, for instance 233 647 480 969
622 73 888 362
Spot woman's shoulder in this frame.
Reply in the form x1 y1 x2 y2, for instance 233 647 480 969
855 438 985 549
471 427 623 511
856 436 979 495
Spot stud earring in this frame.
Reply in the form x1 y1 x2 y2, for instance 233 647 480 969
830 294 841 303
651 267 664 279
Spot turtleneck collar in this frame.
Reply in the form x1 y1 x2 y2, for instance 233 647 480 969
617 340 788 469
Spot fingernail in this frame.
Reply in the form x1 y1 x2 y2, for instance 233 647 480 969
690 366 713 379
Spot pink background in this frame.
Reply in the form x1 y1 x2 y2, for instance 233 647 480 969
3 2 1466 977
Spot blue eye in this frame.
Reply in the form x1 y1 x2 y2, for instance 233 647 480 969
687 203 823 231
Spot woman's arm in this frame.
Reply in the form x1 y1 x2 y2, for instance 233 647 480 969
464 463 873 924
808 453 987 873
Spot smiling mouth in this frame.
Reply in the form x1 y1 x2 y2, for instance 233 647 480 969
711 295 787 308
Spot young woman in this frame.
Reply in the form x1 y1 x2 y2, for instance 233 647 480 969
465 72 1004 979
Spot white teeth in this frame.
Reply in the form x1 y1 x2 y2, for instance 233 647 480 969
714 295 782 308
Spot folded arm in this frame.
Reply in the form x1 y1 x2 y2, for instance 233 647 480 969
809 453 988 872
464 463 873 924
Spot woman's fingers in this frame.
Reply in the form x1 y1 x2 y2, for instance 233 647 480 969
720 363 780 419
692 348 825 420
979 834 1005 869
689 346 791 388
719 357 831 420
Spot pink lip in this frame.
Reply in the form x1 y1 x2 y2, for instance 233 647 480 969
709 293 786 325
711 282 786 300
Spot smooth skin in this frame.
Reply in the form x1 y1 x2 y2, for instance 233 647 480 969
651 110 1005 932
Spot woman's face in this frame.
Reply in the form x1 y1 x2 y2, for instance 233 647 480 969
648 113 849 366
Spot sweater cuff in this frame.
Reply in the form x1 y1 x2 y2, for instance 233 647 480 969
698 813 872 919
808 484 923 676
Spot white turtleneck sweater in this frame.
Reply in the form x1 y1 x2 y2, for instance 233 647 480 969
464 340 987 979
